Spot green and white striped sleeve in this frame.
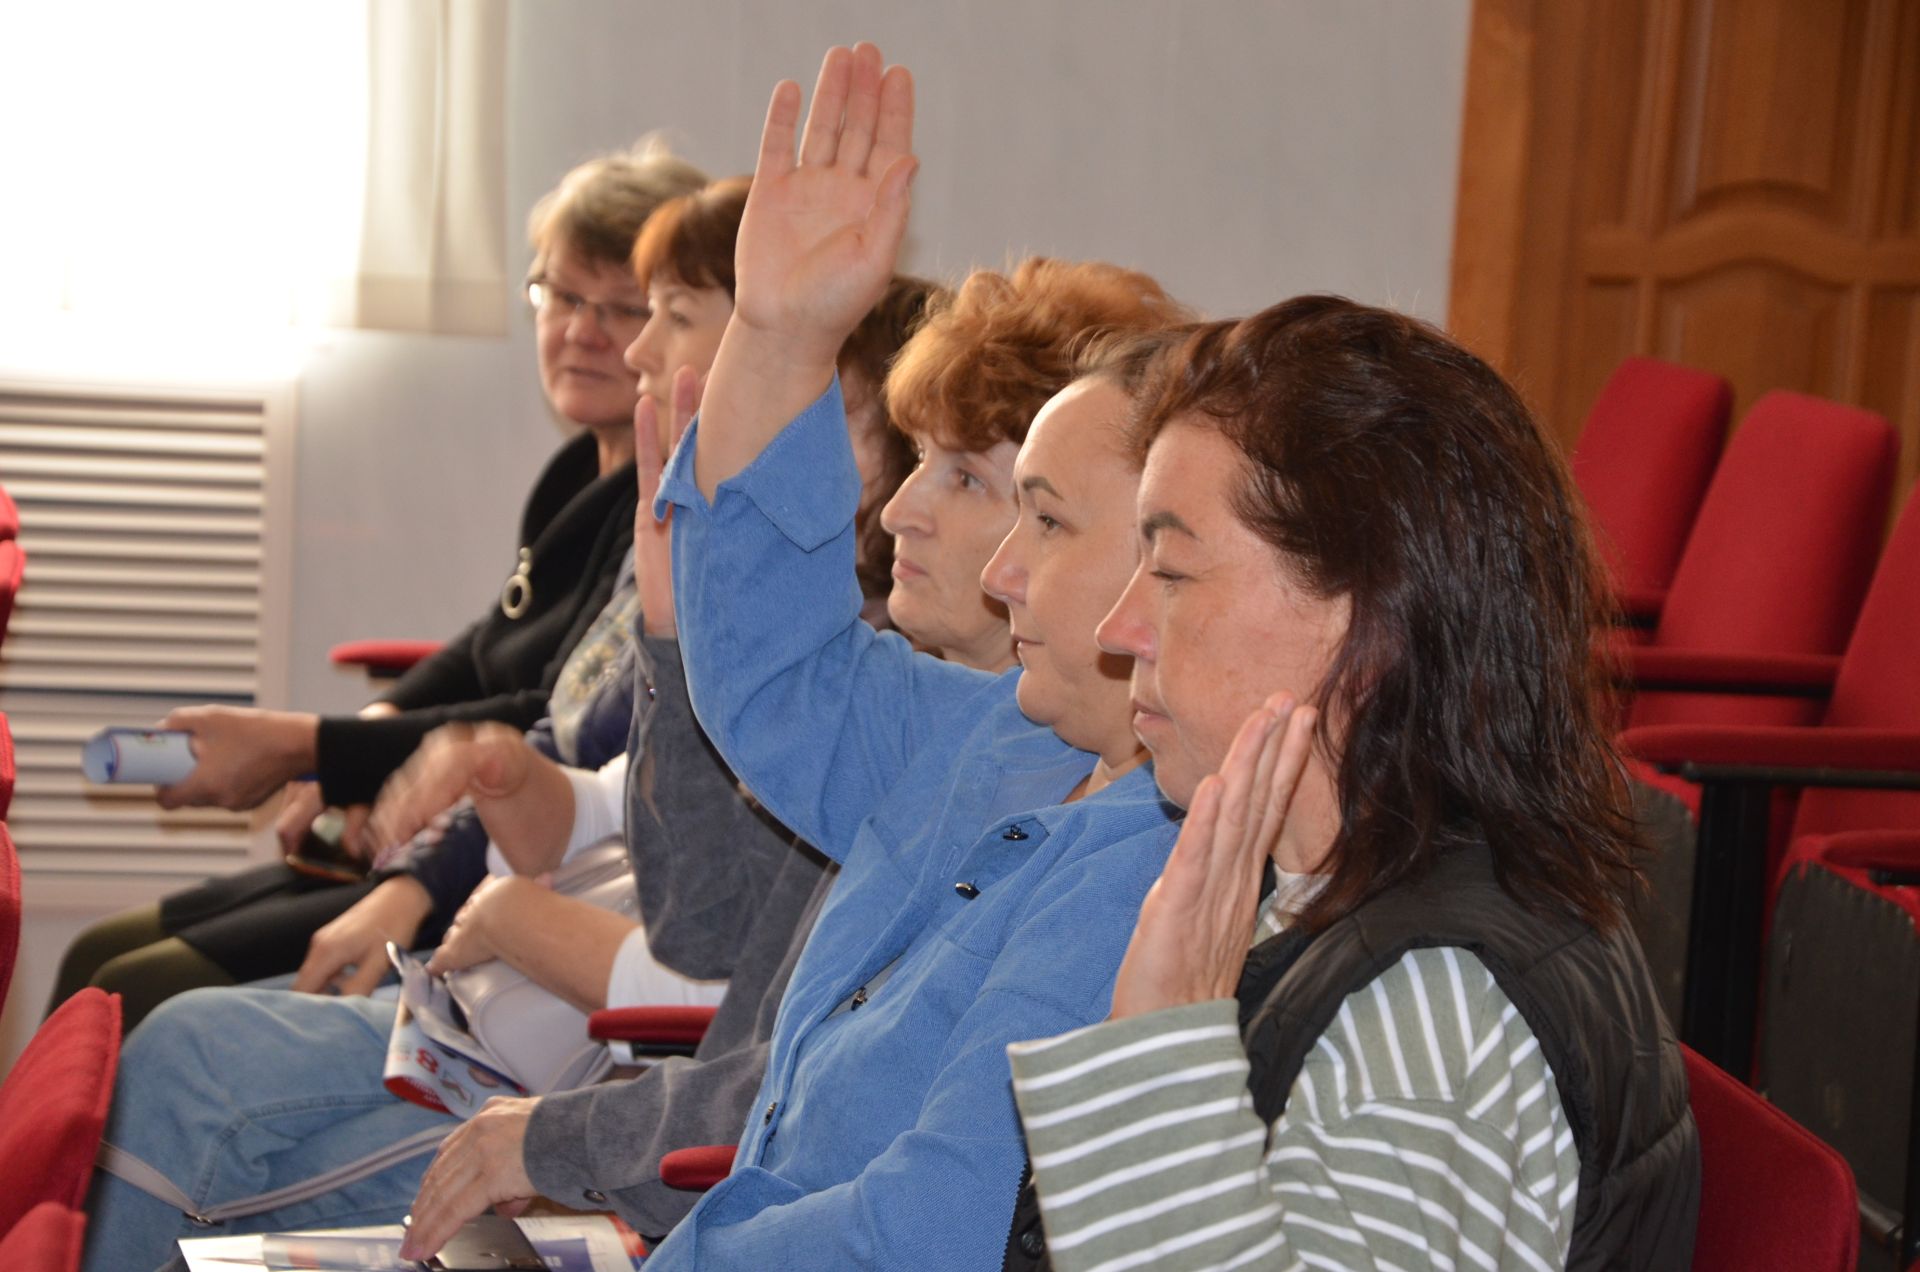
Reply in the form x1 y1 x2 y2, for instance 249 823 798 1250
1007 947 1579 1271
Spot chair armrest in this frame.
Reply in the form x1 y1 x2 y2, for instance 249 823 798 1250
659 1145 736 1192
1620 725 1920 789
328 640 444 678
1805 829 1920 886
1615 585 1666 629
587 1005 717 1052
1621 648 1841 697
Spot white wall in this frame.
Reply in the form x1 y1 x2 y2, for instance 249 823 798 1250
3 0 1468 1067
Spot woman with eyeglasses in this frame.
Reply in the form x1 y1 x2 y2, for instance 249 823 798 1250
48 139 707 1030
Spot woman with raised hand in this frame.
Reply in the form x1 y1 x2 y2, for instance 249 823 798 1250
444 40 1194 1272
1004 299 1699 1271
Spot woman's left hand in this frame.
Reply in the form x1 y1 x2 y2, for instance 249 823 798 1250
633 366 703 638
426 874 543 976
1109 692 1318 1020
398 1095 539 1263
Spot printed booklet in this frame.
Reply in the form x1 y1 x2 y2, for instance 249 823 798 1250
178 1213 646 1271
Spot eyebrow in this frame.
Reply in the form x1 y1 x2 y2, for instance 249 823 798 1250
1019 475 1062 499
1140 509 1198 542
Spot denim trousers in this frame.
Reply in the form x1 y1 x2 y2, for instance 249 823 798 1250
81 984 453 1272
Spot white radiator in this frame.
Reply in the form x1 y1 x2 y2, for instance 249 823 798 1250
0 377 295 892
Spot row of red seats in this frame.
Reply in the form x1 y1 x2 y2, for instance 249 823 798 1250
1579 359 1920 1267
0 711 118 1268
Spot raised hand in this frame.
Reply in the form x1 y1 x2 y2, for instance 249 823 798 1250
1108 694 1319 1020
633 365 703 638
695 43 918 497
733 42 917 358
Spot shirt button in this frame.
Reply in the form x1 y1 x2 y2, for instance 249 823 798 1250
583 1188 608 1204
763 1101 778 1125
1002 826 1029 841
851 986 869 1009
953 881 980 899
1019 1225 1046 1257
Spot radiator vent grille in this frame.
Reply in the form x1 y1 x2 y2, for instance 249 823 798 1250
0 379 292 882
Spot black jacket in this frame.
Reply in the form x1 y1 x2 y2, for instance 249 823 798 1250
313 430 638 805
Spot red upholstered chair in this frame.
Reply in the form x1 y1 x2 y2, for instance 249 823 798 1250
0 988 121 1233
1758 831 1920 1265
0 484 17 540
587 1005 735 1191
0 823 18 1014
0 538 22 648
0 1202 87 1272
1 709 14 819
1685 1045 1858 1272
1623 391 1893 738
1570 357 1730 629
329 639 444 681
1623 480 1920 1074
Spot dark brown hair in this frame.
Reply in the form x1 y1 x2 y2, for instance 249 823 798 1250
1140 295 1638 932
840 275 948 602
884 258 1194 453
630 176 751 296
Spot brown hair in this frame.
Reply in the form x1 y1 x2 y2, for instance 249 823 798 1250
1139 295 1639 933
884 258 1193 453
526 137 707 270
630 176 751 296
840 275 948 602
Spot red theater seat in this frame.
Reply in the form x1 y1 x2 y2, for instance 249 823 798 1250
329 639 445 680
0 1202 87 1272
1685 1045 1858 1271
1 710 15 820
0 539 22 648
1571 357 1730 628
0 823 17 1013
0 989 121 1233
0 484 17 541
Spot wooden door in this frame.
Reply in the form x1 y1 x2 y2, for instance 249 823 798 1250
1450 0 1920 502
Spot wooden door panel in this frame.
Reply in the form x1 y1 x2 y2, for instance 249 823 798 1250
1453 0 1920 507
1673 0 1869 226
1654 265 1849 404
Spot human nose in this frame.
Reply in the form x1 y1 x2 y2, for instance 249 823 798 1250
880 464 933 538
979 524 1025 607
1096 563 1156 661
565 299 613 349
623 313 663 375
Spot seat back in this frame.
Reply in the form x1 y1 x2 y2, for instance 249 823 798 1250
0 1202 86 1272
1632 391 1894 729
0 538 20 647
1790 487 1920 843
1571 356 1730 602
0 823 16 1014
1686 1043 1859 1271
0 988 121 1233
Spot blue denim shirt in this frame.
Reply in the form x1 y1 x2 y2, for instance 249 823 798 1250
647 379 1180 1269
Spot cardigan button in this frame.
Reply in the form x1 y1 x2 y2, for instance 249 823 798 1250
954 881 980 899
583 1188 608 1204
1019 1225 1046 1257
850 986 869 1008
1002 826 1028 841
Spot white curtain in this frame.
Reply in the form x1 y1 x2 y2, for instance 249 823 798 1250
351 0 510 337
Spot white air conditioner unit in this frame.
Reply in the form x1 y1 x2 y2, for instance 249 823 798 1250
0 376 295 904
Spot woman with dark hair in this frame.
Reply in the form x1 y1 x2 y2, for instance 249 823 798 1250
1006 298 1698 1270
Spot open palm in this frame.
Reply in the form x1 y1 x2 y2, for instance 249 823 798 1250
734 42 918 356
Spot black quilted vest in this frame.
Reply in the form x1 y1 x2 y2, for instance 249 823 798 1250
1006 843 1699 1270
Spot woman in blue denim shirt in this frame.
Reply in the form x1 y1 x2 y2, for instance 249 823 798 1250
422 43 1192 1272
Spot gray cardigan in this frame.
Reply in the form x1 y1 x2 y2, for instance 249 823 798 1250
522 632 831 1237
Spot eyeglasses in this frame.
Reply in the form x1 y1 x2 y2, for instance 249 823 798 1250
525 279 651 336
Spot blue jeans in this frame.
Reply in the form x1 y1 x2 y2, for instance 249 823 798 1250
82 985 453 1272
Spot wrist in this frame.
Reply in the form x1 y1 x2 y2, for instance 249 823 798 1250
278 712 320 773
371 875 434 932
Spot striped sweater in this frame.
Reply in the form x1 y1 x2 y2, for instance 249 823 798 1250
1007 890 1579 1271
